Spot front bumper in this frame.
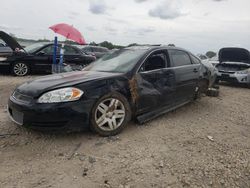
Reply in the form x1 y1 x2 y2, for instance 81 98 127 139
8 96 95 132
216 72 250 84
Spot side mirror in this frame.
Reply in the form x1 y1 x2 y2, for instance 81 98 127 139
37 51 45 56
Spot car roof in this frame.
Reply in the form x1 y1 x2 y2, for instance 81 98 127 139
125 45 189 53
80 45 108 49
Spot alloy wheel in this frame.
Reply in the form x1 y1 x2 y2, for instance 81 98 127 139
13 63 28 76
95 98 126 131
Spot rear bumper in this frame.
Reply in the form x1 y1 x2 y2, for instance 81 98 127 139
8 96 95 132
216 72 250 84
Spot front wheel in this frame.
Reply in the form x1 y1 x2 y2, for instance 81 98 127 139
12 62 30 76
90 92 131 136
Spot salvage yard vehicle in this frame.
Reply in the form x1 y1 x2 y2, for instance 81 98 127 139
0 31 96 76
8 45 212 136
216 47 250 87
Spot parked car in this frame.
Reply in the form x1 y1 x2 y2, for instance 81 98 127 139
197 54 209 61
216 47 250 87
80 45 109 59
0 31 96 76
8 45 212 136
209 55 219 66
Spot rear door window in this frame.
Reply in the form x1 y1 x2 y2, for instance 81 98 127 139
169 50 192 67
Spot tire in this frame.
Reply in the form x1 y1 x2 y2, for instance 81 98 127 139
90 92 131 136
194 79 209 100
12 62 30 76
206 88 219 97
194 86 201 100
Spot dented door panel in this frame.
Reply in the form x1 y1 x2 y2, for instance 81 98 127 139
135 69 176 114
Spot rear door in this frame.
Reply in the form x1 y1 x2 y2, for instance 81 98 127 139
136 50 175 114
168 49 200 104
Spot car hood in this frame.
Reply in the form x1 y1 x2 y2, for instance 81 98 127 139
0 31 24 51
216 61 250 72
16 71 124 97
219 47 250 64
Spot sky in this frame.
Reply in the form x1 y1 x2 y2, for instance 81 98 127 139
0 0 249 54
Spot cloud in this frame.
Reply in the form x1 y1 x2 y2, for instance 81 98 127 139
137 28 154 35
126 27 155 36
107 18 129 24
0 24 22 31
212 0 227 1
68 11 80 19
134 0 148 3
103 26 118 35
85 26 96 31
89 0 109 14
149 0 186 20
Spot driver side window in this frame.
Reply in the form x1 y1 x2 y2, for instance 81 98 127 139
139 51 168 72
41 45 54 55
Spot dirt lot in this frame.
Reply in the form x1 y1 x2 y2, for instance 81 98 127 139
0 75 249 188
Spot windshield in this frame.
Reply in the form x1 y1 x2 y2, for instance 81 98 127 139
84 49 146 73
24 43 47 53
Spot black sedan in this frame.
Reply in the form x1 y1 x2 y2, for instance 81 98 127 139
8 45 210 136
0 31 96 76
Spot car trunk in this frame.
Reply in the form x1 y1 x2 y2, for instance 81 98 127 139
217 48 250 73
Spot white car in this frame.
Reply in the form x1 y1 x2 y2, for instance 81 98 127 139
216 47 250 87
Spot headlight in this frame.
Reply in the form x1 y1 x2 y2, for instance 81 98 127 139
38 87 84 103
237 68 250 74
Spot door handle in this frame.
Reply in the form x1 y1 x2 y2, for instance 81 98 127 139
193 68 198 73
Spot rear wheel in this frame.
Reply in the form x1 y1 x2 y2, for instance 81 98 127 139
90 92 131 136
12 62 30 76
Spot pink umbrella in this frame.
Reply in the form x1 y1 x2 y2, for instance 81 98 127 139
49 23 86 44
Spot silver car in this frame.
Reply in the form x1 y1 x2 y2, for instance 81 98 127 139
216 47 250 87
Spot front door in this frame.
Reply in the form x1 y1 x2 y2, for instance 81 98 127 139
32 44 57 72
136 50 175 114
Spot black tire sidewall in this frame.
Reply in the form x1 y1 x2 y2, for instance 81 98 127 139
90 92 131 137
12 62 30 76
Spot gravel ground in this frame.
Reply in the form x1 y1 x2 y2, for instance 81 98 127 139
0 75 249 188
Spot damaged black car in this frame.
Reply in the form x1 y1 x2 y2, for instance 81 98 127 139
8 46 211 136
0 31 96 76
